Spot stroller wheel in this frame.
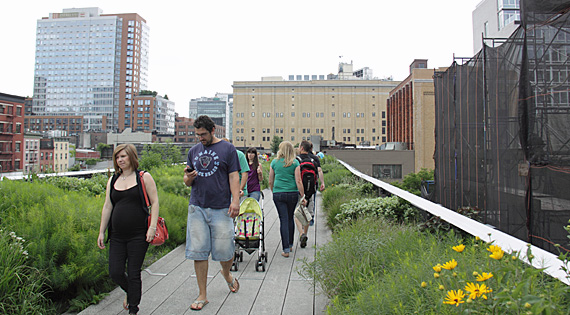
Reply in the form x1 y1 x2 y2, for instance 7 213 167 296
239 251 243 262
255 262 260 272
261 260 266 272
264 252 268 262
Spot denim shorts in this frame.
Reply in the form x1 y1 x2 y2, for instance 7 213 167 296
185 205 235 261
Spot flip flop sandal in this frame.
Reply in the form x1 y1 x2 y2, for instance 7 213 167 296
227 276 240 293
191 300 209 311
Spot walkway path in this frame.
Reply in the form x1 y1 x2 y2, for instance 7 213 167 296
78 189 331 314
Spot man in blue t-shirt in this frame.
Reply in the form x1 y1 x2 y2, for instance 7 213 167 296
183 115 241 311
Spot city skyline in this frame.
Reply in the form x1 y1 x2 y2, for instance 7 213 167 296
1 0 481 116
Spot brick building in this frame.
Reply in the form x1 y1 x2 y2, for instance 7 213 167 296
0 93 24 173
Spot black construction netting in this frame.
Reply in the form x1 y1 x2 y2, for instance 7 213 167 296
434 0 570 254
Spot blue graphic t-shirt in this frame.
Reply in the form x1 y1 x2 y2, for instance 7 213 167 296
187 140 240 209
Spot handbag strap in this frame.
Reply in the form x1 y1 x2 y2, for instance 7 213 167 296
139 171 151 208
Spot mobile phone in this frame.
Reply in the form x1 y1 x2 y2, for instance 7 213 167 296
185 164 194 172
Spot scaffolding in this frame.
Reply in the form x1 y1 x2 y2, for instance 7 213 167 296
434 0 570 254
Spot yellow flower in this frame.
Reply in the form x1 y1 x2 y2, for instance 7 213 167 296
433 264 442 272
490 249 504 260
421 282 427 288
439 284 445 290
525 302 532 309
512 255 517 260
475 236 481 241
476 272 493 281
443 289 466 307
452 272 458 277
464 282 492 300
472 271 479 276
434 273 440 278
442 259 458 270
452 244 465 253
487 244 502 253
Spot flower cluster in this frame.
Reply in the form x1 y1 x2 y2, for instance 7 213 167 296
3 229 28 257
427 243 500 307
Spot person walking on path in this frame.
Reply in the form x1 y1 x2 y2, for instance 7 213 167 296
246 147 263 201
97 143 160 315
183 115 241 311
269 141 304 257
294 140 325 248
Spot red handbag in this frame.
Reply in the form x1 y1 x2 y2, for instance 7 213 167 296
139 171 169 246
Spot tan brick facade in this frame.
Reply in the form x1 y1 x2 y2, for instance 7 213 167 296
232 79 400 149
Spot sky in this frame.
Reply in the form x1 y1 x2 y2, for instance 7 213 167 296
0 0 482 116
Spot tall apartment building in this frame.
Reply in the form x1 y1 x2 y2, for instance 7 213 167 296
473 0 520 53
232 63 400 149
32 7 149 132
0 93 24 173
387 59 444 172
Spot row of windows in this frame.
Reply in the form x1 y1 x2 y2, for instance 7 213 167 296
237 111 386 118
0 105 23 116
233 127 385 135
234 135 388 143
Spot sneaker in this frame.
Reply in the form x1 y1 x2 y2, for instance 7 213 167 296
309 219 314 226
300 234 308 248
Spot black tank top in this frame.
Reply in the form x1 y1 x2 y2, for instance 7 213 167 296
110 185 148 240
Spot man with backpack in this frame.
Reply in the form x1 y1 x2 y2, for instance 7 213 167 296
294 140 325 248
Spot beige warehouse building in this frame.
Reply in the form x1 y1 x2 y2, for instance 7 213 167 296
232 63 400 149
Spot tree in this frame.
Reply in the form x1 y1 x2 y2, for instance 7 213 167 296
270 136 282 154
391 168 434 196
163 94 169 100
139 140 182 171
96 143 110 156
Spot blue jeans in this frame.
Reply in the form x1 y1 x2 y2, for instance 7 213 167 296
248 190 261 202
273 192 299 252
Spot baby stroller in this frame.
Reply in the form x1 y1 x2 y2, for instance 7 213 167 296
231 193 267 272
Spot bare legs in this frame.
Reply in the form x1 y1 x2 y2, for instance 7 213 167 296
194 258 235 302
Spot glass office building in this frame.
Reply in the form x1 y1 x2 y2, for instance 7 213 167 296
32 8 149 132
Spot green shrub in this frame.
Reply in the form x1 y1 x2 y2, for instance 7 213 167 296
335 195 419 227
302 217 570 314
391 168 434 196
0 229 53 314
0 172 189 312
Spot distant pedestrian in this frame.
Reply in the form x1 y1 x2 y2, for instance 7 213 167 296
269 141 304 257
184 115 241 311
294 140 325 247
246 147 263 201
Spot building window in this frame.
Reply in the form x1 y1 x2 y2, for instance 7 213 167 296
373 164 402 179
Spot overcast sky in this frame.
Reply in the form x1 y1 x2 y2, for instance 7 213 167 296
0 0 482 116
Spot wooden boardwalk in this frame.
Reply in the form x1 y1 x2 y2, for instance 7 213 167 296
78 189 331 315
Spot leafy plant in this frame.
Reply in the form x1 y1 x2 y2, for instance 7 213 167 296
391 168 434 196
139 141 182 171
270 136 282 154
0 229 53 314
335 195 418 227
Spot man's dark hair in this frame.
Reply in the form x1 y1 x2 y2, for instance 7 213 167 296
300 140 312 153
193 115 215 132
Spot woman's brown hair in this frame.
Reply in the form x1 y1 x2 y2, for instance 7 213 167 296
112 143 139 174
246 147 259 172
